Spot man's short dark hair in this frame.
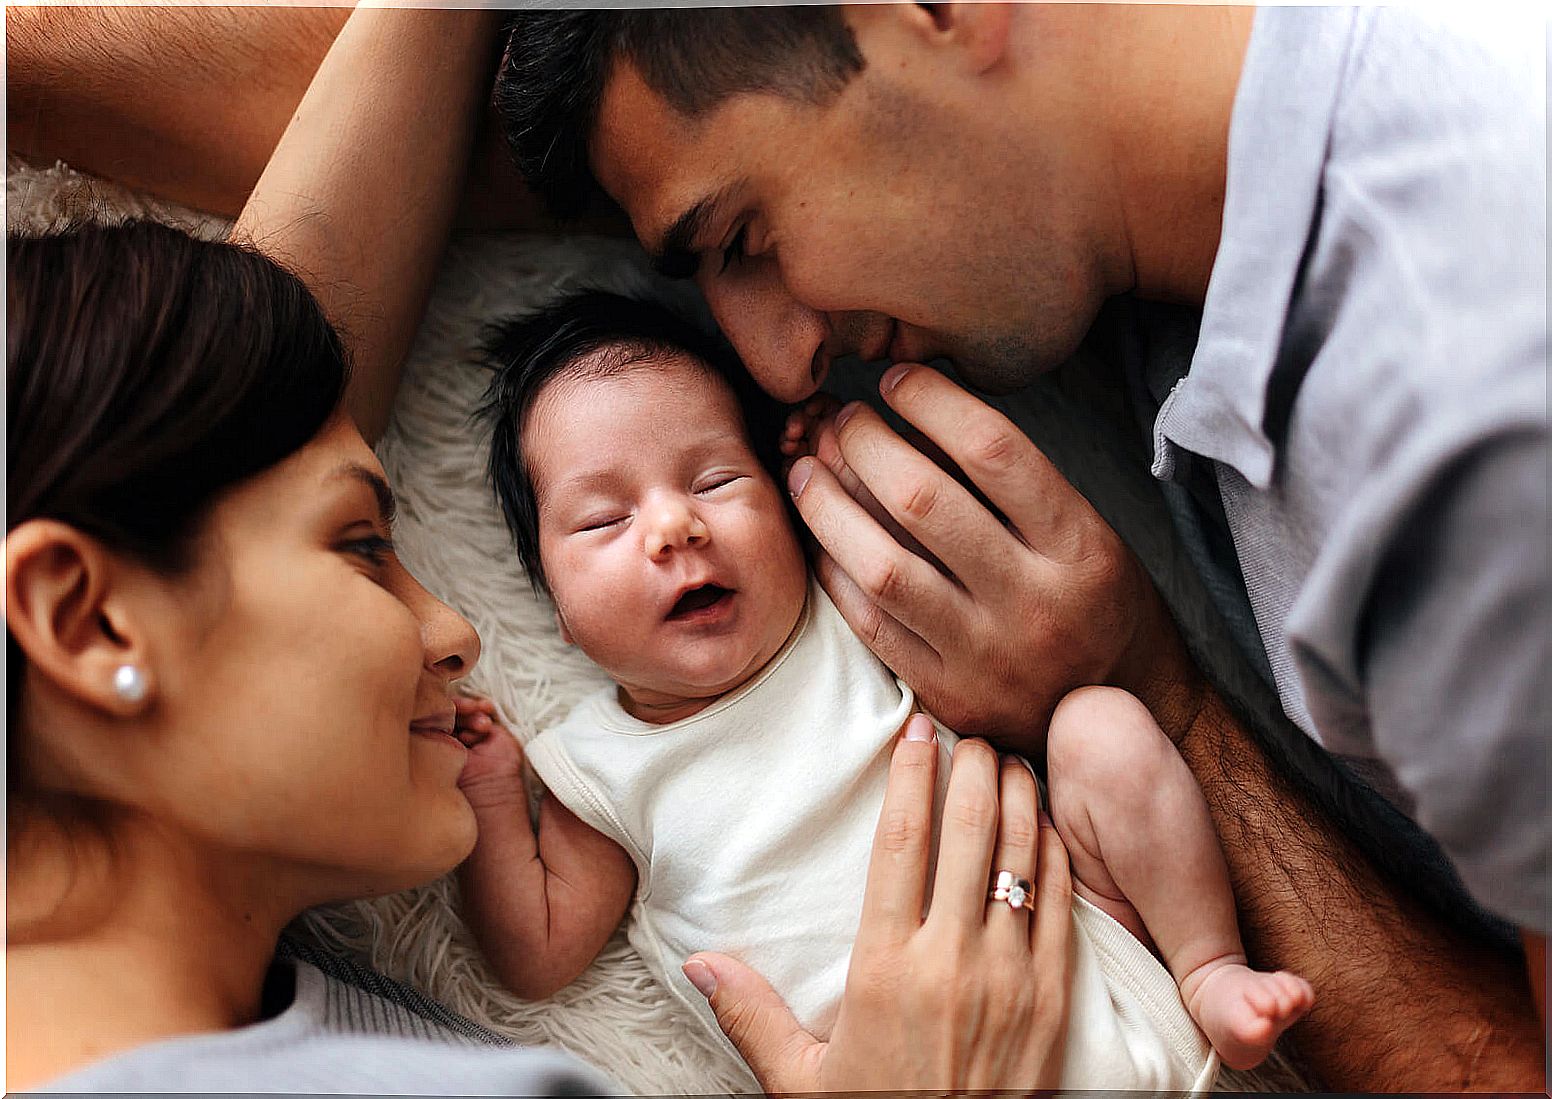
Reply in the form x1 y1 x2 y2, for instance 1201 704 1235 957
480 289 789 596
495 9 865 218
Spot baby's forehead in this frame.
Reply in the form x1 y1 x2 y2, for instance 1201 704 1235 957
530 344 740 422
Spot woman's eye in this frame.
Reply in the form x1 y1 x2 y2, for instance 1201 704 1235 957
578 516 624 533
343 534 394 567
719 226 749 274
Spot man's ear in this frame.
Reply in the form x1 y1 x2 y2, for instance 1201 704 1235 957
5 520 157 716
847 3 1014 75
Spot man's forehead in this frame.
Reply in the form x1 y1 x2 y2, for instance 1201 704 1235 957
591 60 700 228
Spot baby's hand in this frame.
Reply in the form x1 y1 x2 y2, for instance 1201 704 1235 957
780 393 844 469
453 696 527 812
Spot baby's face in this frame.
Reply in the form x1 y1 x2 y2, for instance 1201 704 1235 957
528 352 808 718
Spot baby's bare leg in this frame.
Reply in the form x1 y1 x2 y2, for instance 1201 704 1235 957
1047 687 1313 1071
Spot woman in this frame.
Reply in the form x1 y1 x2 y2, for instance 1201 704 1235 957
7 6 1074 1093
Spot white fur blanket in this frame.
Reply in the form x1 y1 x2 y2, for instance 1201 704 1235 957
8 158 1309 1094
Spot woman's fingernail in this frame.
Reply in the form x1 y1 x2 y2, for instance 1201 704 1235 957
880 364 913 395
905 714 936 743
834 401 861 430
682 959 717 999
787 457 814 499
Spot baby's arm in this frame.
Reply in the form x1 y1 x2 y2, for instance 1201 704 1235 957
453 697 637 1000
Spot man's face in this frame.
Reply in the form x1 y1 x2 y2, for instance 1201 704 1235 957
590 12 1118 404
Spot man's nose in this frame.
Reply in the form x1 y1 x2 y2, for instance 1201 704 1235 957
643 495 709 560
703 263 830 403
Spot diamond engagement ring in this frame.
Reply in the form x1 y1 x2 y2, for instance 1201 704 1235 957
990 870 1035 912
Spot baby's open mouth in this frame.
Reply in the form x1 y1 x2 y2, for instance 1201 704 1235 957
667 583 733 620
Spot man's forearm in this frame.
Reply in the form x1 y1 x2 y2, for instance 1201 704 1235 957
1177 688 1544 1089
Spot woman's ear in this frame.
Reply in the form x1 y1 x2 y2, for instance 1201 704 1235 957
5 520 157 716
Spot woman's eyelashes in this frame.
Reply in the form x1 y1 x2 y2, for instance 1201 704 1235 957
341 531 395 568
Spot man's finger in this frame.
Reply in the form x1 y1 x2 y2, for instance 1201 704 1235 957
879 365 1092 552
814 550 943 686
791 456 966 644
683 952 823 1095
830 401 1027 588
854 714 941 950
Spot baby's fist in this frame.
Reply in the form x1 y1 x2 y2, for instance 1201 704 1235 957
453 696 527 811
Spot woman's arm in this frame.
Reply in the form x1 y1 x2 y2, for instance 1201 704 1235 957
453 699 636 1000
684 716 1074 1092
227 5 501 443
6 6 554 234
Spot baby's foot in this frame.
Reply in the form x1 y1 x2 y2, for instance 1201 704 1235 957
1187 964 1313 1071
780 393 843 469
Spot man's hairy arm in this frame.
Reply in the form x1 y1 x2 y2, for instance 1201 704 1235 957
1174 685 1544 1089
6 5 615 231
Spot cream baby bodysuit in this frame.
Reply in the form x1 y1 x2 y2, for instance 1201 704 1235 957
524 581 1218 1092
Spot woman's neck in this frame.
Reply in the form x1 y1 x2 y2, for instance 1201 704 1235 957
6 804 295 1090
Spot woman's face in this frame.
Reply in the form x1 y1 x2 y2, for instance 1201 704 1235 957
115 416 481 901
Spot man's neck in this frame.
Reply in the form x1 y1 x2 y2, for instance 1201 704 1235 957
1099 5 1257 304
6 808 294 1090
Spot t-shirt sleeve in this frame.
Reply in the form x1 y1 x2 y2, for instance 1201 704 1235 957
1305 421 1549 931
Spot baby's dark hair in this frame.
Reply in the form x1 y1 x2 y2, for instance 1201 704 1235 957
480 289 788 595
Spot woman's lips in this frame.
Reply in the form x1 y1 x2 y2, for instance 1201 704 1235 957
410 716 462 746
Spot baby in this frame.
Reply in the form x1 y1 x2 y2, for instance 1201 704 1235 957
458 290 1312 1089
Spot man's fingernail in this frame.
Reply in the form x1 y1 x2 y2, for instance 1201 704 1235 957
904 714 936 743
788 457 814 499
880 364 913 395
682 959 717 998
834 401 861 430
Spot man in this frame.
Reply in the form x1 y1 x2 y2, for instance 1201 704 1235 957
7 4 1544 1089
493 5 1547 1086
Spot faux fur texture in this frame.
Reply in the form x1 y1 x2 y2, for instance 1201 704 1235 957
8 158 1311 1094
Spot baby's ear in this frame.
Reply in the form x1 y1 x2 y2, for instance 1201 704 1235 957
553 608 573 646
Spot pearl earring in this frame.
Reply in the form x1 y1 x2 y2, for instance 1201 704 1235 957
112 664 148 704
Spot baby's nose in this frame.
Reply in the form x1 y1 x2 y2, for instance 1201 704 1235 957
645 499 709 558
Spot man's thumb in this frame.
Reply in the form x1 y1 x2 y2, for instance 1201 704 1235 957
683 953 822 1093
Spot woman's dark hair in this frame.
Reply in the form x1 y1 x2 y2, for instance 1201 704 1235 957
7 219 349 722
479 289 789 596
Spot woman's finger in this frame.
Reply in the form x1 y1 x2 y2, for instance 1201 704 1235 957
1020 811 1074 1088
854 715 940 952
682 952 823 1096
985 756 1042 953
926 738 1002 932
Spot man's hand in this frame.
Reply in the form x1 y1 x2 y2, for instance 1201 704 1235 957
787 363 1200 750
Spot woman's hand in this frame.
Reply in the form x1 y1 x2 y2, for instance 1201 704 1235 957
682 715 1074 1092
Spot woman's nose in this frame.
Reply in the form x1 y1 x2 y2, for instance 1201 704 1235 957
644 497 709 560
409 579 481 681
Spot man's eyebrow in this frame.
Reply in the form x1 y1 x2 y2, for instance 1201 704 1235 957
648 185 739 279
334 462 398 527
